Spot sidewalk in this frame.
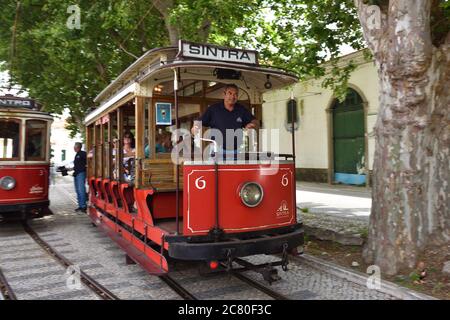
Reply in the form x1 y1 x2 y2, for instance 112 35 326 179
296 182 372 246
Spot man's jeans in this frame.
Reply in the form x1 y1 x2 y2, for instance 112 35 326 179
74 171 87 209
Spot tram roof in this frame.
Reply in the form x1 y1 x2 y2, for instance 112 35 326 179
93 41 299 105
0 95 52 119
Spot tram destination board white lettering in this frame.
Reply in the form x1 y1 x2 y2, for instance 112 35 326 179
180 40 258 65
0 96 35 109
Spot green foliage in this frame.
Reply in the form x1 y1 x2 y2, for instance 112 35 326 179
358 226 369 239
408 271 421 282
0 0 368 134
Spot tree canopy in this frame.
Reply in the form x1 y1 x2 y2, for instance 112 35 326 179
0 0 368 136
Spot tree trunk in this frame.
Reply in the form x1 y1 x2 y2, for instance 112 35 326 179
356 0 449 275
152 0 179 46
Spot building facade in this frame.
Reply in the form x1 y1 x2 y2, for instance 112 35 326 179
50 112 82 167
262 50 378 186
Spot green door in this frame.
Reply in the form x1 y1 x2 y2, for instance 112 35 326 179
332 89 366 185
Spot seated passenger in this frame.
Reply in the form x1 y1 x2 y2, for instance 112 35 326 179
161 132 173 152
144 133 167 157
122 132 136 182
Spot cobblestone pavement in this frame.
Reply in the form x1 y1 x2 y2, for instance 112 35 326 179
0 223 99 300
0 178 400 300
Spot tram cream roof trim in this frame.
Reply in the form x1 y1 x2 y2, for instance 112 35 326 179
94 46 177 104
0 108 53 121
88 44 299 125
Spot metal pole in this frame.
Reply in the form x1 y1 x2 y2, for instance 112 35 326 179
174 68 180 235
290 94 297 223
214 160 219 231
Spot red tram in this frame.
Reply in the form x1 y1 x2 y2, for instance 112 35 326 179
85 41 304 278
0 95 53 221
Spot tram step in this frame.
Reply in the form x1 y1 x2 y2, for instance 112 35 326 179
94 216 166 275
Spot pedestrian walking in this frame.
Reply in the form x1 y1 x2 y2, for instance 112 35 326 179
73 142 87 213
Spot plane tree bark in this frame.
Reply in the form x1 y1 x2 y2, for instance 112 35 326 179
355 0 449 275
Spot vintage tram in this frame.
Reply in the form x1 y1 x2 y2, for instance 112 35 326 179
85 41 304 276
0 95 53 221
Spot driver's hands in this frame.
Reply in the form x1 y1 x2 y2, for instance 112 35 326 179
191 124 200 136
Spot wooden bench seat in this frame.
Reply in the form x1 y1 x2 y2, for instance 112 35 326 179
141 159 184 191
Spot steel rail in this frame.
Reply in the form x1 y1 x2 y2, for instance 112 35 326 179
159 275 198 300
0 266 17 300
230 271 290 300
218 261 290 300
22 222 120 300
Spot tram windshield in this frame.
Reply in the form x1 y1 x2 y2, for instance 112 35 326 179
25 120 47 161
0 119 20 160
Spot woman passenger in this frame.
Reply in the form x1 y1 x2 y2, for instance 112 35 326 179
122 131 136 182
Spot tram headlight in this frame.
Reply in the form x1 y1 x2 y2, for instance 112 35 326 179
239 182 263 207
0 176 16 191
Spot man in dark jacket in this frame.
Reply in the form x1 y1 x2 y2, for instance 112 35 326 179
73 142 87 213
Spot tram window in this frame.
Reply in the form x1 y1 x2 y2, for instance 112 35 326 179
25 120 47 161
0 120 20 160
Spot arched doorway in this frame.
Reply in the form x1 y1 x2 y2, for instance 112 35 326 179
332 88 366 185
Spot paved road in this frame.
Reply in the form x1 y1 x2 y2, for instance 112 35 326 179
296 182 371 221
0 178 402 300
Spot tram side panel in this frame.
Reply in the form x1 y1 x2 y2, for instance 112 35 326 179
183 163 297 236
0 164 50 219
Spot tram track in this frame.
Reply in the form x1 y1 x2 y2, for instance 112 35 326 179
229 271 290 300
214 261 290 300
0 266 17 300
159 274 198 300
21 221 120 300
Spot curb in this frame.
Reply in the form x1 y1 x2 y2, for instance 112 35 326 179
292 254 438 300
302 225 365 246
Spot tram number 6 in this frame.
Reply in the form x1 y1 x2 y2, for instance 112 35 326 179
195 176 206 190
281 174 289 187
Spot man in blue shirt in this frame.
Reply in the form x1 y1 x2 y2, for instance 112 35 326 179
191 84 258 154
73 142 87 213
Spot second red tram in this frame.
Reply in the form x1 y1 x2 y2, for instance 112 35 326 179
85 41 304 277
0 95 53 221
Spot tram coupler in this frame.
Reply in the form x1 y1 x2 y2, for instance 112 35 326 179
225 248 235 271
233 257 282 284
261 267 281 285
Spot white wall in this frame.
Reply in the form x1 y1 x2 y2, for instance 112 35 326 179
262 50 379 171
50 110 82 166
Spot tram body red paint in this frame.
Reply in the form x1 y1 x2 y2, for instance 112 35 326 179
0 165 49 204
183 163 296 236
0 102 52 220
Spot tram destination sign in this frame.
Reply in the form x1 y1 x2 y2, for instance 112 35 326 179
0 96 36 109
179 40 258 65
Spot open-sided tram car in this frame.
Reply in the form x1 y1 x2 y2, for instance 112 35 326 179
0 96 53 221
85 41 304 275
